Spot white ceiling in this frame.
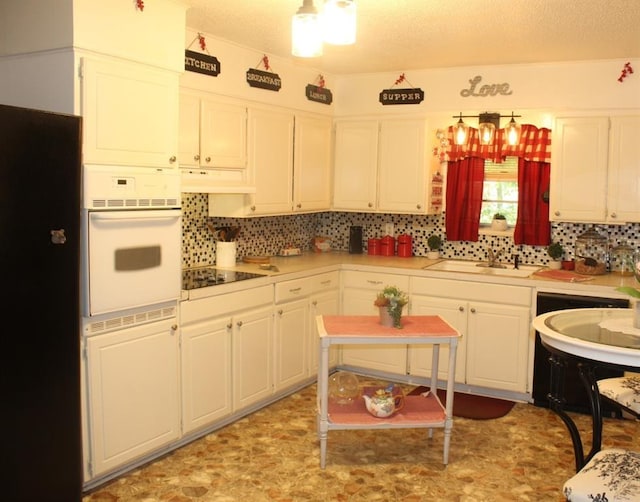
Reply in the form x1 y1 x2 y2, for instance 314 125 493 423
183 0 640 75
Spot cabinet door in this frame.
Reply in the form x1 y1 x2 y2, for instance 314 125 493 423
181 316 232 434
550 117 609 222
465 302 530 393
293 114 332 212
85 320 180 476
341 286 407 374
377 119 428 213
607 115 640 223
200 99 247 169
409 295 467 383
332 120 379 211
274 299 309 391
178 92 200 167
247 107 294 215
232 305 274 411
309 289 340 375
82 58 178 168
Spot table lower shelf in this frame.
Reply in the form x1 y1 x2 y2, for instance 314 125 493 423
324 391 448 429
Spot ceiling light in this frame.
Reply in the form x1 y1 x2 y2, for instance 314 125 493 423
292 0 323 58
322 0 356 45
452 112 521 146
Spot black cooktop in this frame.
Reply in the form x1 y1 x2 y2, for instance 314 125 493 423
182 267 265 290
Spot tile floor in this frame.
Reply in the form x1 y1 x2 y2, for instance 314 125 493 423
83 383 639 502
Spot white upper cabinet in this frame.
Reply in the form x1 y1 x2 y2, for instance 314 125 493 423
551 115 640 223
332 118 431 214
179 91 250 192
81 58 179 168
293 113 332 212
332 121 379 211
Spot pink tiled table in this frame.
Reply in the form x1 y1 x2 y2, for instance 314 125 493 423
316 315 461 469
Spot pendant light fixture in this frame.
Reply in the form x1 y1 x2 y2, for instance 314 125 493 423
478 113 499 145
504 112 521 146
453 113 468 146
292 0 323 58
322 0 356 45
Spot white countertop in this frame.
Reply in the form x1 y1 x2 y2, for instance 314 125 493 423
183 251 639 301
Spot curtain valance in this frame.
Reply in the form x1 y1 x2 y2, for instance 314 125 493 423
446 124 551 163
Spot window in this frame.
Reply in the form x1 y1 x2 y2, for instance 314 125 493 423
479 156 518 226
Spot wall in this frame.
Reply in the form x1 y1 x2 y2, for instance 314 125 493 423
182 193 640 270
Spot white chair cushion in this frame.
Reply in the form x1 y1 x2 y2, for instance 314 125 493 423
563 449 640 501
598 376 640 415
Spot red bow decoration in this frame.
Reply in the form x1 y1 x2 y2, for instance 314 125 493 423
198 34 206 51
618 62 634 83
135 0 144 11
317 74 325 88
395 73 406 85
262 55 271 71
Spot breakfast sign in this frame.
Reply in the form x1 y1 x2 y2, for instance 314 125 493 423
379 73 424 105
246 55 281 92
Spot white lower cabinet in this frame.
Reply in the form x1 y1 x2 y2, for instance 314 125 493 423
84 319 180 477
340 271 410 374
410 277 531 393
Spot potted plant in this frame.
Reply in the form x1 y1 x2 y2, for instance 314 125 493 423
491 213 508 231
547 241 564 269
373 285 409 328
427 234 442 259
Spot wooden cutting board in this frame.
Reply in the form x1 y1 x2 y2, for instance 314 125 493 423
242 255 271 264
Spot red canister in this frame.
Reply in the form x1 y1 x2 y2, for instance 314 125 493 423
380 235 395 256
397 234 413 257
367 238 381 255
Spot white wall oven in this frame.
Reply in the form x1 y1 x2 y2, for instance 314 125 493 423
81 165 181 319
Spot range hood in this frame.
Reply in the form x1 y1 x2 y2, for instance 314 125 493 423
180 169 256 194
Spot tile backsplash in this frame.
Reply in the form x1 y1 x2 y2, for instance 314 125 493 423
182 193 639 270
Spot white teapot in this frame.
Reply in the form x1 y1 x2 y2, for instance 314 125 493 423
363 387 405 418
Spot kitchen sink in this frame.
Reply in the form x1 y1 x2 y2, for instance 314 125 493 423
424 260 542 278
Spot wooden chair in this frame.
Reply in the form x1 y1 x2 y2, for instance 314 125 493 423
597 375 640 418
563 448 640 501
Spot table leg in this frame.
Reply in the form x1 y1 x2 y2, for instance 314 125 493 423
318 338 330 469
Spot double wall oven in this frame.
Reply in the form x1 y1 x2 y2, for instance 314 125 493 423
81 165 183 483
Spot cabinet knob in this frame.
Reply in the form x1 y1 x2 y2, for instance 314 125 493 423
312 300 317 306
416 204 421 209
250 205 256 211
236 320 243 328
458 306 464 312
205 156 211 163
470 307 476 314
554 210 560 216
368 202 373 208
296 203 302 209
194 154 200 161
278 309 283 315
610 212 617 218
171 324 178 332
226 323 233 329
169 156 176 163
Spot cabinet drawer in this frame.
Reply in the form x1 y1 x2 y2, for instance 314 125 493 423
342 270 409 291
275 277 313 303
181 285 272 324
310 271 340 293
411 277 531 306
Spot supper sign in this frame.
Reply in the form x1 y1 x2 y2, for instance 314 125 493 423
379 88 424 105
305 84 333 105
246 68 282 91
184 50 220 77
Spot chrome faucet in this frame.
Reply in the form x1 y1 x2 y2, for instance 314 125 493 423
487 247 505 268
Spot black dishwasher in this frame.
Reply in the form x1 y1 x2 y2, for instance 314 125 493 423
533 292 629 416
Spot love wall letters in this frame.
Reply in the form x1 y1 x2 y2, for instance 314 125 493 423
460 75 513 97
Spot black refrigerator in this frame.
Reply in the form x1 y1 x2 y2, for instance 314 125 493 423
0 104 83 501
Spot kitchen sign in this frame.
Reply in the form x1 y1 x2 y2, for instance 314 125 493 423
184 50 220 77
379 88 424 105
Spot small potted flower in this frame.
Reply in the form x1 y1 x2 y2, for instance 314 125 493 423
374 285 409 328
491 213 508 231
427 234 442 260
546 241 564 269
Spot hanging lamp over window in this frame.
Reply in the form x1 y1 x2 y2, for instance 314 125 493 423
454 113 468 145
292 0 323 57
504 112 521 146
478 112 500 145
323 0 356 45
452 112 521 146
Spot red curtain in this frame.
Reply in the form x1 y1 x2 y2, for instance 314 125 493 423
445 157 485 241
513 158 551 245
444 124 552 245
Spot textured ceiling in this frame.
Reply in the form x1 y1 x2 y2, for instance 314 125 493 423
183 0 640 75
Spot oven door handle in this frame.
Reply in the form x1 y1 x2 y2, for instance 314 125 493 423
89 209 181 222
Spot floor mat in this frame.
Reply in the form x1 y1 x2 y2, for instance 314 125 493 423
407 387 515 420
